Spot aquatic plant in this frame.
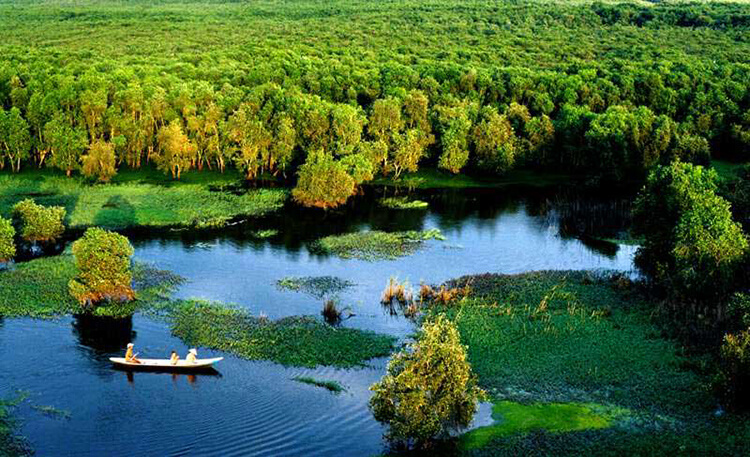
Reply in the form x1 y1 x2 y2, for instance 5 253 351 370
0 396 32 456
292 376 346 393
69 228 135 308
370 315 485 448
170 300 395 368
378 196 429 210
12 199 65 242
31 405 71 420
311 229 444 261
321 299 343 324
276 276 355 299
250 229 278 239
0 216 15 262
716 327 750 411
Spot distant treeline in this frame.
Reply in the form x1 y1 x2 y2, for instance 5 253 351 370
0 0 748 203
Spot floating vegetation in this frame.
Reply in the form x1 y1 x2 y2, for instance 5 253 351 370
0 254 184 318
1 395 31 456
276 276 355 299
292 376 346 393
460 401 616 449
378 196 429 210
310 229 445 261
170 300 395 368
250 229 279 239
31 405 71 420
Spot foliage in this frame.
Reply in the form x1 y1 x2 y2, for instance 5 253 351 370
169 300 395 368
461 401 615 450
0 397 32 457
275 275 354 299
68 228 135 308
0 216 14 262
378 196 428 210
0 170 287 230
11 198 65 242
633 161 747 300
716 328 750 412
81 139 116 182
310 228 445 261
292 376 345 393
370 315 486 448
292 150 356 209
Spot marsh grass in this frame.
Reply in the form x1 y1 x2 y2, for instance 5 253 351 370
292 376 346 393
321 299 346 324
169 300 395 368
276 276 355 299
311 229 444 261
0 170 287 230
0 254 183 318
461 401 618 450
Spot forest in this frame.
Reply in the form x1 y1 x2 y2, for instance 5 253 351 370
0 0 749 206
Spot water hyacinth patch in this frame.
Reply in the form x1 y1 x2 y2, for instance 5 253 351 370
276 275 355 299
310 228 445 261
378 196 429 210
292 377 346 393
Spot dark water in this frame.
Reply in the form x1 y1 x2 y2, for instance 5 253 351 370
0 187 637 456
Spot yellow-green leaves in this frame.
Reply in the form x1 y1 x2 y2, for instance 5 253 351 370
12 199 66 243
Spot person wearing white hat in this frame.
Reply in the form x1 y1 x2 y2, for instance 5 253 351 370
186 348 198 364
125 343 141 364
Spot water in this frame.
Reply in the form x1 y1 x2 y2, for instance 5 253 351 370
0 186 637 456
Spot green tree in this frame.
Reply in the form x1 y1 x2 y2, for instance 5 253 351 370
69 228 135 307
436 103 473 174
292 150 356 209
81 139 117 182
370 315 485 448
12 199 66 243
0 216 15 263
0 107 31 172
155 120 195 179
472 108 516 174
44 115 87 176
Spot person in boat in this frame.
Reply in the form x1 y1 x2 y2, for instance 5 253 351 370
169 350 180 365
125 343 140 364
186 348 198 364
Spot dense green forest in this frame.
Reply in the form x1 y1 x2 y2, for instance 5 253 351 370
1 0 749 206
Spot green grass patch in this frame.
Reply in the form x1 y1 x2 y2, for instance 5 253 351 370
276 276 355 299
310 228 445 261
461 401 615 450
169 300 396 368
0 254 183 318
292 376 346 393
0 169 287 230
378 196 429 210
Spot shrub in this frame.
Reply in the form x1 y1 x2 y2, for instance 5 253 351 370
68 228 135 307
292 150 356 209
12 199 66 242
369 315 485 448
717 328 750 411
0 216 15 262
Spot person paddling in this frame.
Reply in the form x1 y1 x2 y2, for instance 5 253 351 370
169 350 180 365
125 343 141 364
186 348 198 364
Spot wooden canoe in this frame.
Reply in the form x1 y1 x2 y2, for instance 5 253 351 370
109 357 223 370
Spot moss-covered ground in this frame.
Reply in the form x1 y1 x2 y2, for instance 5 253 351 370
419 271 750 455
0 168 287 230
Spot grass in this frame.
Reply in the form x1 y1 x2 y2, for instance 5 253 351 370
0 168 287 230
292 376 346 393
276 276 355 299
416 270 750 454
169 300 396 368
378 196 429 210
0 254 183 318
310 228 445 261
461 401 616 450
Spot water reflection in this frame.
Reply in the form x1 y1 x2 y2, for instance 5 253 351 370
72 314 135 354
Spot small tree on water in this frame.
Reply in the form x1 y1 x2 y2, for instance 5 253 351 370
369 314 485 449
69 228 135 308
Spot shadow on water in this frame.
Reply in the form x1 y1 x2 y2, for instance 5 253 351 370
72 313 135 354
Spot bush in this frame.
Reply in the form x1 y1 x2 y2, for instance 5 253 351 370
717 328 750 411
369 315 485 448
68 228 135 307
292 150 356 209
12 199 66 242
0 217 15 262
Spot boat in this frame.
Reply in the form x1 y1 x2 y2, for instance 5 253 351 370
109 357 224 370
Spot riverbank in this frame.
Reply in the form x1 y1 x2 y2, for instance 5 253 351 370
419 271 750 455
0 169 287 231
